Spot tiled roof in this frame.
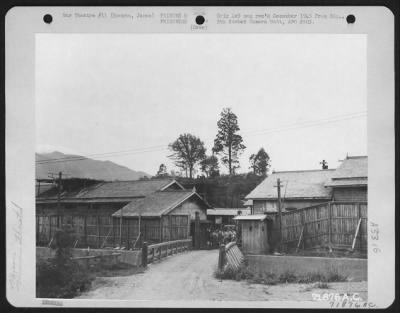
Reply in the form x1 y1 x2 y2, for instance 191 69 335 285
326 178 368 187
245 170 335 200
326 156 368 187
37 178 180 201
112 190 209 217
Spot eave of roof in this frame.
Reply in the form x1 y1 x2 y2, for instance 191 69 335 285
247 196 332 200
162 191 211 215
36 197 140 204
207 208 251 216
234 215 271 221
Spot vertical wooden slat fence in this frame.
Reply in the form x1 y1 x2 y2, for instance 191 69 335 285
36 213 191 249
280 201 367 252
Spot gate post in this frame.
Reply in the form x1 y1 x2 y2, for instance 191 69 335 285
194 212 200 250
218 244 226 271
328 202 332 252
357 202 362 251
142 241 148 267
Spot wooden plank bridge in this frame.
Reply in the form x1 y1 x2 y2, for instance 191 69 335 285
141 239 192 267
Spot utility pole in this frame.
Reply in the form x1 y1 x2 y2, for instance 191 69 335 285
138 203 141 246
57 171 62 227
275 178 283 252
120 205 123 248
37 180 40 196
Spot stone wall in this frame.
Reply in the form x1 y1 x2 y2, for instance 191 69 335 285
36 246 142 267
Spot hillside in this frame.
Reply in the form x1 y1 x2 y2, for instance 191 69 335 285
178 174 265 208
36 151 150 181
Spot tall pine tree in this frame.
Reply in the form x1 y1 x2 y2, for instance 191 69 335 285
213 108 246 175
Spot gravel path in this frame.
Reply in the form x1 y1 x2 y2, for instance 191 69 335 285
78 250 367 302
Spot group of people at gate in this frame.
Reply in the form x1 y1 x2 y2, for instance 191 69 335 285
206 226 237 249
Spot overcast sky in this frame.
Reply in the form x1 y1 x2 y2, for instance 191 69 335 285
36 33 366 176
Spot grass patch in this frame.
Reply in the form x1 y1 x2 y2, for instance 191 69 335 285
214 264 347 286
95 262 145 277
286 248 367 259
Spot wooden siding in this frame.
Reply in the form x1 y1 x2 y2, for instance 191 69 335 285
240 220 269 254
36 202 127 216
333 187 367 202
169 199 207 220
161 215 190 242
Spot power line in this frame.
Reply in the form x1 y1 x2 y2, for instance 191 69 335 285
241 111 366 137
36 111 366 165
36 144 168 164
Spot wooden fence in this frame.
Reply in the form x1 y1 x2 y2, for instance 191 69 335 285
142 239 192 267
218 242 244 271
36 214 190 249
280 201 367 251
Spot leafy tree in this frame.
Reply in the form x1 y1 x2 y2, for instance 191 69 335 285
249 147 271 176
156 163 168 177
213 108 246 175
168 133 206 179
200 155 220 178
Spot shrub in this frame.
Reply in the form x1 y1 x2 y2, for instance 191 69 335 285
36 259 93 298
37 226 94 298
279 270 297 283
251 272 279 285
298 272 326 284
313 281 331 289
297 269 347 284
215 264 280 285
325 266 347 282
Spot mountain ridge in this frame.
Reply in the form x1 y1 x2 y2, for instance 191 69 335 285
36 151 150 181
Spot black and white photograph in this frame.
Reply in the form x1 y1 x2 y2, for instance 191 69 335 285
5 6 395 308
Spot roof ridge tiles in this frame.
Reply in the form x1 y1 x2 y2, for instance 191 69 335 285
101 178 173 183
346 155 368 159
273 169 336 174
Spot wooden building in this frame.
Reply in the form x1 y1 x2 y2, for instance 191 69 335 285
233 215 273 255
36 178 187 247
325 156 367 202
206 208 251 227
36 178 185 215
112 189 211 249
242 155 368 255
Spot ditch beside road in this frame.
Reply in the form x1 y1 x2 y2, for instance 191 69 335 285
78 249 367 302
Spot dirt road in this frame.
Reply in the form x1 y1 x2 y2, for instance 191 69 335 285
78 250 367 302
